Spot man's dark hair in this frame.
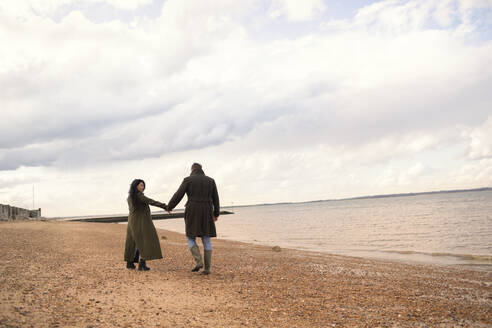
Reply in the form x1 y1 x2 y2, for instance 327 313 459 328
191 163 202 171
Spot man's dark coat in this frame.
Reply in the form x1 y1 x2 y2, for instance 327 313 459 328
167 169 220 237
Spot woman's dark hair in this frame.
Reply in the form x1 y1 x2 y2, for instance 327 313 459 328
129 179 145 207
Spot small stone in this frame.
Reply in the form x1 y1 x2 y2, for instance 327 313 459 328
272 246 281 252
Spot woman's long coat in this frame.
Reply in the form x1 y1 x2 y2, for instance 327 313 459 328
124 192 165 261
167 169 219 238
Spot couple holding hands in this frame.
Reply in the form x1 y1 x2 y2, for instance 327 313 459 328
124 163 220 275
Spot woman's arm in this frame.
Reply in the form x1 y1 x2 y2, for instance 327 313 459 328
136 192 167 209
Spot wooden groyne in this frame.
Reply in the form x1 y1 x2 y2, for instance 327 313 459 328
0 204 41 221
69 210 234 223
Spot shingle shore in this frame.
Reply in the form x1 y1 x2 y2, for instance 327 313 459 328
0 221 490 327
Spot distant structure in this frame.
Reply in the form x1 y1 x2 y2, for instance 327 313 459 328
0 204 41 221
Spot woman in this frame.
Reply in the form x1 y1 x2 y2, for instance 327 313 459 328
124 179 167 271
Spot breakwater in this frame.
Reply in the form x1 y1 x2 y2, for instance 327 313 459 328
68 210 234 223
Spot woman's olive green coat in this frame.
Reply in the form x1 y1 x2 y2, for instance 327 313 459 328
124 192 166 262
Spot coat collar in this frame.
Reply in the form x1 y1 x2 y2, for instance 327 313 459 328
190 168 205 176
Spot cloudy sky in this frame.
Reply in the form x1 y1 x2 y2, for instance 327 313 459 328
1 0 492 217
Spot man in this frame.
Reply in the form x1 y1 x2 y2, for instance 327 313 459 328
167 163 219 275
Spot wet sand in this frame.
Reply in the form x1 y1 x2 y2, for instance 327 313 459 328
0 221 490 327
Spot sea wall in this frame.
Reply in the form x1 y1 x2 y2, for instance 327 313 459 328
0 204 41 221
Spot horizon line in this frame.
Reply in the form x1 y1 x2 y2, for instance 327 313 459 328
49 186 491 218
223 186 492 209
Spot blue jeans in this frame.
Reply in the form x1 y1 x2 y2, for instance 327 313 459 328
187 236 212 251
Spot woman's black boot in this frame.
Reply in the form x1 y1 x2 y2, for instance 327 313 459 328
138 259 150 271
133 249 140 263
126 261 136 269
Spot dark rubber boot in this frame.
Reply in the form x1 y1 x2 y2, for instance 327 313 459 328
133 249 140 263
138 259 150 271
190 245 203 272
201 250 212 275
126 261 136 269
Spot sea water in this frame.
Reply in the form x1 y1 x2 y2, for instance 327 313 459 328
155 190 492 270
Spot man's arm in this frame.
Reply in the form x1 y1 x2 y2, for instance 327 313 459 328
167 178 188 211
212 180 220 220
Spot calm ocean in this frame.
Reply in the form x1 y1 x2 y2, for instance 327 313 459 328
154 190 492 270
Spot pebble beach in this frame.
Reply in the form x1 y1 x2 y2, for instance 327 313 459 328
0 220 491 327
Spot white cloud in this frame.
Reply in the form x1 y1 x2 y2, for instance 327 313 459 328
0 0 154 18
465 116 492 159
1 0 492 215
433 0 457 27
268 0 325 21
101 0 153 10
451 158 492 186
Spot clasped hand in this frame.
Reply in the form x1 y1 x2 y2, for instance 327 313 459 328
163 205 217 221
